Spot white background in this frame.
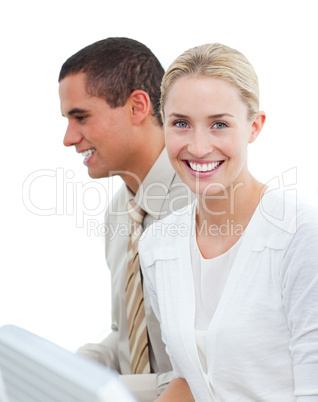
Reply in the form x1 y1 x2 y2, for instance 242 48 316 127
1 0 317 352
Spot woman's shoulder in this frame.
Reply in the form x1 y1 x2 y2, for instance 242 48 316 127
258 186 318 235
292 195 318 247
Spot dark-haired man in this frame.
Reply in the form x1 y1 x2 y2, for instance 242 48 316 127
58 37 191 401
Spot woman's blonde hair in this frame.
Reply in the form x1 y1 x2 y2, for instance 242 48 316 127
160 43 259 120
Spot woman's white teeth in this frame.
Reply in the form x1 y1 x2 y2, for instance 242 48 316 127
189 161 221 172
81 148 96 158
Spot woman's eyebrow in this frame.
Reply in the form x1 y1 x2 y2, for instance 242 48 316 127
167 112 234 119
167 113 189 119
208 113 234 119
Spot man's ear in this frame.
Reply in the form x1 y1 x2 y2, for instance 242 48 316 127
249 111 266 144
128 90 151 125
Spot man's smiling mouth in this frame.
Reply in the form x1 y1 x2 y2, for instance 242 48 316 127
81 148 96 159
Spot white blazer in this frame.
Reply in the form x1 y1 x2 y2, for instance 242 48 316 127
139 187 318 401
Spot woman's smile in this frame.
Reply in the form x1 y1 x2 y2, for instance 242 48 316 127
183 160 224 177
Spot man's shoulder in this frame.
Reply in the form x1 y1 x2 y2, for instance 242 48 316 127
105 183 128 223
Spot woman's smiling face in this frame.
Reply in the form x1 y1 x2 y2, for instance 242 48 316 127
163 76 262 197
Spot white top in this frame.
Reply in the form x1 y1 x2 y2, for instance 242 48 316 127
191 233 242 372
191 233 242 330
140 187 318 401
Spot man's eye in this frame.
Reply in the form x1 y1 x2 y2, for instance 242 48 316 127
76 115 86 122
212 121 228 129
174 120 188 128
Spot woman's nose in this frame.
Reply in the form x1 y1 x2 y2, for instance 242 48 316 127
187 130 214 158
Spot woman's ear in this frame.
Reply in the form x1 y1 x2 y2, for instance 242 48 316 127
249 111 266 144
128 90 151 125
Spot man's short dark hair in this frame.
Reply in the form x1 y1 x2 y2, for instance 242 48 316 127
59 37 165 125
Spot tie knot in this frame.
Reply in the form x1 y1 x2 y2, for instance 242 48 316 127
127 199 145 226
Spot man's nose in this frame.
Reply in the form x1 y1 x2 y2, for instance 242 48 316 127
63 122 82 147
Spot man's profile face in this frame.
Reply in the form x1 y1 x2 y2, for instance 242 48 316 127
59 72 133 179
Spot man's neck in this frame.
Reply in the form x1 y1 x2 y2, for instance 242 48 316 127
123 145 165 195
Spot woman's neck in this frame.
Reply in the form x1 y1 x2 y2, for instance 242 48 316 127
195 176 266 259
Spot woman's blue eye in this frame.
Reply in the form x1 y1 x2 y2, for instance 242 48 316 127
213 121 227 129
175 121 188 128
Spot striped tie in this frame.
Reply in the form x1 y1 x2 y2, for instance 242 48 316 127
125 199 150 374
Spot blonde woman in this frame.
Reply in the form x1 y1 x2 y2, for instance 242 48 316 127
139 43 318 401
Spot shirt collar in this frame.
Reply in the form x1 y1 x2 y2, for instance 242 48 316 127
126 148 176 220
